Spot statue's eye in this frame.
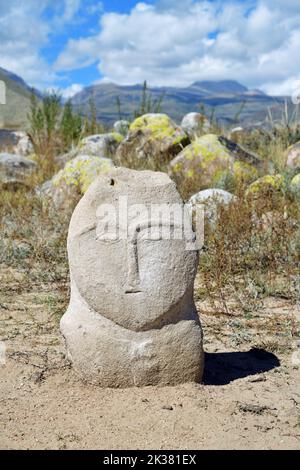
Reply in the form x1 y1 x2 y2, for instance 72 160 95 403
95 232 121 244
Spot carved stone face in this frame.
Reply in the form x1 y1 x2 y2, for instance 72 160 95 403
68 168 198 332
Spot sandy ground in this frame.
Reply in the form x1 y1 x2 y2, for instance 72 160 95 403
0 270 300 450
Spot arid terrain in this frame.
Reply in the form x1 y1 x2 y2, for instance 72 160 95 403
1 98 300 450
2 0 300 453
1 267 299 450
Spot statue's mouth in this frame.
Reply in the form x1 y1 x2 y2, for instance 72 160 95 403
125 288 142 294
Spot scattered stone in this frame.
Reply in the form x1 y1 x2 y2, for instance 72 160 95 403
162 405 174 411
169 134 264 190
227 127 250 143
181 113 210 138
0 152 37 189
114 120 130 136
79 133 124 157
116 113 189 165
0 130 33 156
61 167 204 387
40 155 114 209
290 173 300 194
12 131 34 156
188 188 235 225
246 174 285 199
285 142 300 170
54 148 79 168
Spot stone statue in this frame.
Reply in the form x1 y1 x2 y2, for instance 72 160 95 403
60 167 204 387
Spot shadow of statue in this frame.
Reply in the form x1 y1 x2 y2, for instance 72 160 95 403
203 348 280 385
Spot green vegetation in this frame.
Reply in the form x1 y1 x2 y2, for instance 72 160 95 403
28 92 84 177
133 81 165 119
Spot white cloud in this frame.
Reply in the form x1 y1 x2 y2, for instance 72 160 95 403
0 1 51 84
1 0 300 95
62 0 82 21
61 83 84 99
54 0 300 95
0 0 83 88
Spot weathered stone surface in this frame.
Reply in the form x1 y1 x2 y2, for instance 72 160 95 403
114 120 130 136
41 154 114 208
228 127 246 142
290 173 300 194
169 134 264 190
13 132 34 156
0 130 33 155
181 113 210 137
285 142 300 170
246 174 285 198
116 114 189 165
0 152 37 188
188 189 235 224
246 174 286 215
79 133 124 157
61 167 204 387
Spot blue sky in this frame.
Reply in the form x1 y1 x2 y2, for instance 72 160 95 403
1 0 300 97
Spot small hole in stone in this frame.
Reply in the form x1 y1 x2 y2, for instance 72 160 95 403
110 179 115 186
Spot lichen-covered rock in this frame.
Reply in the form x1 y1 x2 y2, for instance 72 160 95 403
181 113 210 138
79 133 124 158
116 113 189 165
246 174 285 198
246 174 286 215
285 142 300 170
0 152 37 189
290 173 300 194
188 189 235 225
169 134 263 190
41 155 115 208
114 120 130 136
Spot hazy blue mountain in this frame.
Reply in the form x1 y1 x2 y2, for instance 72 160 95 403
0 67 39 129
0 66 290 130
71 79 287 128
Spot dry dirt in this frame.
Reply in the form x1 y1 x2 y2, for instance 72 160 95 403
0 268 300 450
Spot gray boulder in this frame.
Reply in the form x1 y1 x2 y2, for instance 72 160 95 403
181 112 210 138
188 188 235 224
0 153 37 188
285 142 300 170
0 130 33 156
79 132 124 158
12 132 34 156
116 113 189 165
40 154 115 209
114 120 130 136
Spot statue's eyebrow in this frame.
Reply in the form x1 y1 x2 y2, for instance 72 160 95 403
131 220 184 240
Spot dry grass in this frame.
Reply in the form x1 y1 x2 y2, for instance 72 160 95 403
0 189 71 287
1 123 300 349
197 188 300 318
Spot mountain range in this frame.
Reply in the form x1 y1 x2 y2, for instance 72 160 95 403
71 80 288 128
0 67 37 129
0 66 290 130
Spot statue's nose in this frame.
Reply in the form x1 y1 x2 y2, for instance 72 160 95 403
125 238 141 294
